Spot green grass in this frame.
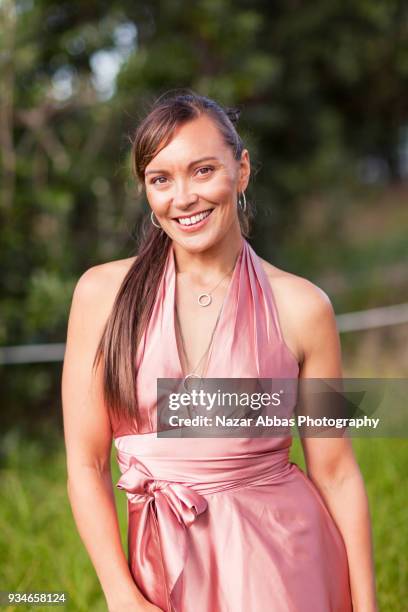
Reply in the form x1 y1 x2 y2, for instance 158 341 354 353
0 428 406 611
0 428 126 612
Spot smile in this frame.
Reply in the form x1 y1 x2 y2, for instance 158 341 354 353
175 208 214 226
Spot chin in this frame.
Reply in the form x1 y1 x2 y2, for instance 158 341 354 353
174 232 219 253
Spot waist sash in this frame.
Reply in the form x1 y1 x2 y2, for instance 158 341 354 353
115 440 292 611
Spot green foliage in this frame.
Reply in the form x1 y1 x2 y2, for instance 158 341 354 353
0 0 408 612
0 1 407 603
1 0 407 350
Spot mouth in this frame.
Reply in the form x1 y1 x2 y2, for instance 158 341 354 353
173 208 215 227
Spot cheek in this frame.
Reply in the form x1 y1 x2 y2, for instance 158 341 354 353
199 173 236 202
145 187 169 212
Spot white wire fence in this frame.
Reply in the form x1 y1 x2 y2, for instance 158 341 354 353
1 302 407 365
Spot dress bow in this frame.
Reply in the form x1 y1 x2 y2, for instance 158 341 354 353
116 457 208 611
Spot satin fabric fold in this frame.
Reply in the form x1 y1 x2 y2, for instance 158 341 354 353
116 454 208 611
115 439 298 611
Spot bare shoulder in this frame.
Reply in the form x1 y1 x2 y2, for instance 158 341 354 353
258 257 333 313
258 257 336 365
71 255 137 325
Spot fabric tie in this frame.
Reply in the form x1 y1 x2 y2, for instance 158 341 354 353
116 457 208 611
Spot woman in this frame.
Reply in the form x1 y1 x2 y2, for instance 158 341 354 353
61 90 378 611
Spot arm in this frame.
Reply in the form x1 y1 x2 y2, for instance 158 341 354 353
296 286 378 612
61 266 161 612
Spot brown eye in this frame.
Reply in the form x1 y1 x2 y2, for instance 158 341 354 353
151 176 167 185
196 166 214 176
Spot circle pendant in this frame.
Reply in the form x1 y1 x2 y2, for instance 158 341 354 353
198 293 212 307
183 373 201 393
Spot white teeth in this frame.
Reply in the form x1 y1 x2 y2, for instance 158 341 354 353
178 209 212 226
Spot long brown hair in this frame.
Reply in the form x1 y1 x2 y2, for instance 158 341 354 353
93 88 253 426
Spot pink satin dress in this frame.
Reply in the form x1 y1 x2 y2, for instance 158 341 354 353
110 238 352 612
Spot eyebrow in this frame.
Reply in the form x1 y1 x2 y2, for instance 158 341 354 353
145 156 220 176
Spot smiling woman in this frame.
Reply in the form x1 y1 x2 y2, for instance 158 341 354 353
62 89 377 612
142 113 250 249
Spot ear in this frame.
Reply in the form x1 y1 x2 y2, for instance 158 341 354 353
237 149 251 192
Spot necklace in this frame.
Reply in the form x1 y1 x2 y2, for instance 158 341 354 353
175 301 224 393
196 259 238 307
174 248 241 392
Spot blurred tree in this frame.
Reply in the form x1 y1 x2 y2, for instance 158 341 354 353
0 0 407 419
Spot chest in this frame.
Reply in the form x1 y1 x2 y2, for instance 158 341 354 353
174 278 231 374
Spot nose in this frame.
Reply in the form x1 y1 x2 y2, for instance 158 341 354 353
173 179 198 208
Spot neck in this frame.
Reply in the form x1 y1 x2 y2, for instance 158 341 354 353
172 225 244 286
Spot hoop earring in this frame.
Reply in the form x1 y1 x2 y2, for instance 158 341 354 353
151 211 161 229
238 191 247 213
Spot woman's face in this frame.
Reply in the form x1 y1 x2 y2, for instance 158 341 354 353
144 114 250 252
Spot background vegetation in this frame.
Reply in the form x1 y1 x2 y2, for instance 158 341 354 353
0 0 407 610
